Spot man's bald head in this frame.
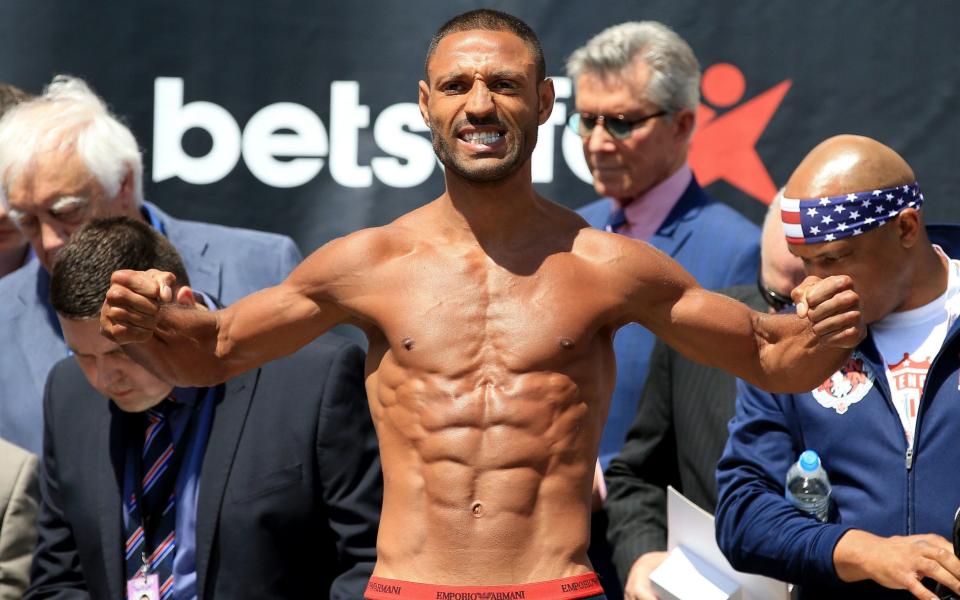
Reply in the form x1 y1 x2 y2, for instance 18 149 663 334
783 135 942 325
785 134 915 199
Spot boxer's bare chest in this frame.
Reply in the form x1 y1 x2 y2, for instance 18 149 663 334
349 242 623 376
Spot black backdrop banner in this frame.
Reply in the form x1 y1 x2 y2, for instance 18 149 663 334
2 1 958 255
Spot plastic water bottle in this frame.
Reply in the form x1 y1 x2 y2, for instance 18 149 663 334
785 450 831 522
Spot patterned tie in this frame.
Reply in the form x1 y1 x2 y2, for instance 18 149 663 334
124 399 177 599
605 207 627 234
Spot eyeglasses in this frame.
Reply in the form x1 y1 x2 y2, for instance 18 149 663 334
757 274 795 312
566 111 669 140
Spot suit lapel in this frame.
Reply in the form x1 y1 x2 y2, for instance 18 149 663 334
649 179 707 258
97 403 128 600
195 371 258 598
148 202 222 300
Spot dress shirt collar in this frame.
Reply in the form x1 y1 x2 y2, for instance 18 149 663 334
610 164 692 241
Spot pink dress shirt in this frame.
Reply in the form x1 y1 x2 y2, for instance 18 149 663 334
610 164 693 241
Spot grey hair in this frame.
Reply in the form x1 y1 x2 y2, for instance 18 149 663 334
0 75 142 210
566 21 701 114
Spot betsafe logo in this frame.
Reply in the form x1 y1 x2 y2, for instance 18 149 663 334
689 63 792 205
152 64 789 201
151 76 588 189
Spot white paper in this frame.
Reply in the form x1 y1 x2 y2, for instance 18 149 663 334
654 486 790 600
650 545 740 600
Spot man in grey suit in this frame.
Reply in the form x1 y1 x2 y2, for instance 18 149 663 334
0 438 38 600
0 75 302 453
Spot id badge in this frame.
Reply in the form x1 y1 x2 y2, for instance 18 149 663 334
126 572 160 600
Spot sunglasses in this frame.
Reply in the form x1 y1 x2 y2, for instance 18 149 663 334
566 111 669 140
757 274 795 312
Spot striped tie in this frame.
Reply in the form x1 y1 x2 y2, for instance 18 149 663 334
125 399 177 599
605 207 627 234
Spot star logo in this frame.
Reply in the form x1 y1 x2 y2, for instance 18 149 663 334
688 63 792 205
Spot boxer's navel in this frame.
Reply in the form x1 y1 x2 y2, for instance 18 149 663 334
471 502 484 518
402 337 415 350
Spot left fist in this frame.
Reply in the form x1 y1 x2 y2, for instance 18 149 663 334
792 275 865 348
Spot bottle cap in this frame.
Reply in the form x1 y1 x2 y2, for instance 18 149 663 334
799 450 820 472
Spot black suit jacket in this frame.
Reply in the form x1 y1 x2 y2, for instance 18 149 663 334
604 285 765 583
27 335 381 599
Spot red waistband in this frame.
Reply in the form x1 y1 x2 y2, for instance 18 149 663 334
365 573 603 600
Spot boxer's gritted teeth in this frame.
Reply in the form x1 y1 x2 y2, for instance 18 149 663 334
460 131 503 144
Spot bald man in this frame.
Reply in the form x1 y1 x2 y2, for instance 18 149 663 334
100 10 863 599
716 135 960 600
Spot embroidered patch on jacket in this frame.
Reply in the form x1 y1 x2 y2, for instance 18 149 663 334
811 357 874 414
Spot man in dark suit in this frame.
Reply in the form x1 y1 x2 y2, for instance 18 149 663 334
26 218 380 599
0 75 302 454
604 196 805 600
567 22 762 597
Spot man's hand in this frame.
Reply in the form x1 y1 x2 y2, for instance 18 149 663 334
100 269 178 344
624 552 668 600
835 529 960 599
791 275 865 349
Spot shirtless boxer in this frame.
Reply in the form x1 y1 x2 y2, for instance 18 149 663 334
100 10 864 600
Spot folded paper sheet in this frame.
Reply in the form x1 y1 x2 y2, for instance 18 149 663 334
649 486 790 600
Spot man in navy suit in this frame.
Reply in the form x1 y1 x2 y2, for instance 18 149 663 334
0 75 302 454
567 20 761 472
28 217 380 599
567 22 761 597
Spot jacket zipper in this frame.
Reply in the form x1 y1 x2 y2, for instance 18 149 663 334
901 318 960 535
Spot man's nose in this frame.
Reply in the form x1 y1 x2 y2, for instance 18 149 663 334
585 120 617 154
465 81 495 118
39 220 69 254
96 362 122 390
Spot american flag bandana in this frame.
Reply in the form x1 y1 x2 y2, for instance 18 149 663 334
781 181 923 245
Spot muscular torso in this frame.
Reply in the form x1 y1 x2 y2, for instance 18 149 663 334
334 203 639 583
